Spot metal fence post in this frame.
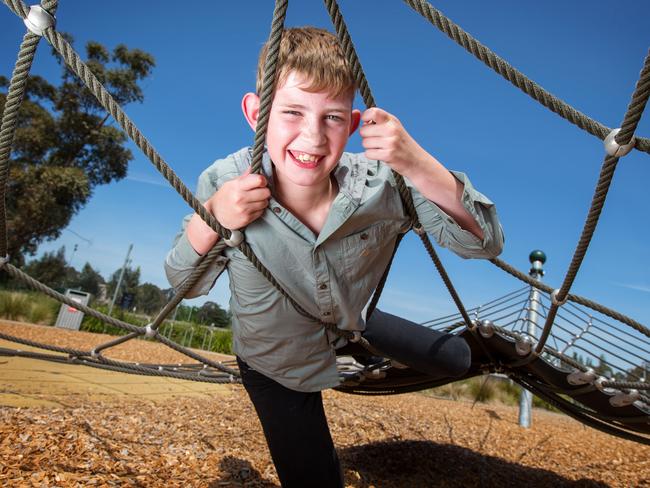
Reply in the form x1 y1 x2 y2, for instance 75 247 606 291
519 250 546 428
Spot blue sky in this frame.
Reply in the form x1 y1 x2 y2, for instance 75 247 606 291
2 1 649 326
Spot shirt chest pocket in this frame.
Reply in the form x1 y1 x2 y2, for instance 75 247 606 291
339 222 394 299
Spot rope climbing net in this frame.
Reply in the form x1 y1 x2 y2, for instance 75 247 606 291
1 0 649 442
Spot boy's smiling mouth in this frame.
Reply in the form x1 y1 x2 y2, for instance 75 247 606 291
288 150 323 168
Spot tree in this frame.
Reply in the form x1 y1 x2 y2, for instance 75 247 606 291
69 262 104 297
1 36 155 266
136 282 167 315
196 301 231 328
21 246 77 292
106 265 140 303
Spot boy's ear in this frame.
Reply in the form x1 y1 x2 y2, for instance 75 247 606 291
349 109 361 135
241 92 260 131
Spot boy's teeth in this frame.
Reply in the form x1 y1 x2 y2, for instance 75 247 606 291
294 152 319 162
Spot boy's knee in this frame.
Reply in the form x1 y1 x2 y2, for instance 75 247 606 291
433 335 471 378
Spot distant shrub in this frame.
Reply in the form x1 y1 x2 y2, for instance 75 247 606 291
0 290 58 324
423 375 557 411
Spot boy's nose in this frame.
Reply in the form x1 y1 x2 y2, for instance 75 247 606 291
302 120 326 146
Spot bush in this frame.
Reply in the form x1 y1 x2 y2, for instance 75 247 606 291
423 375 557 411
0 289 58 324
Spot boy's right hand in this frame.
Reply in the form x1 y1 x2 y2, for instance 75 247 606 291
206 167 271 230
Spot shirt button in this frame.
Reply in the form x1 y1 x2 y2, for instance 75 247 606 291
319 283 328 290
273 207 281 214
360 232 369 240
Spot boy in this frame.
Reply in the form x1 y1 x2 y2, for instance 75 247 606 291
166 27 503 488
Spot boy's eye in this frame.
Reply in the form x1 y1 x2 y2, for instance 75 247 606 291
283 110 301 116
325 114 343 122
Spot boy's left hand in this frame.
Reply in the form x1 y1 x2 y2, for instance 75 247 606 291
359 107 429 176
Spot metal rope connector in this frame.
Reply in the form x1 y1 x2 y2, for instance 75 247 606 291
23 5 55 36
144 324 156 338
349 331 361 343
604 128 636 157
0 256 8 268
412 223 426 236
223 229 244 247
551 289 568 307
567 368 597 386
515 335 534 356
478 319 494 338
609 389 640 408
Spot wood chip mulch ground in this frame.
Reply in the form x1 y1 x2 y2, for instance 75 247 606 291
1 321 649 487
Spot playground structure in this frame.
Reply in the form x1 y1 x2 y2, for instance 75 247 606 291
1 0 649 448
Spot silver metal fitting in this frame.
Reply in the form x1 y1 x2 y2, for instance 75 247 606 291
144 324 156 338
412 223 426 236
349 331 362 343
609 389 640 408
90 349 99 359
23 5 55 36
604 128 636 158
0 256 8 269
363 368 387 379
390 359 409 369
551 289 568 307
478 319 494 338
567 368 597 386
594 376 617 395
515 335 533 356
158 366 164 371
223 229 243 247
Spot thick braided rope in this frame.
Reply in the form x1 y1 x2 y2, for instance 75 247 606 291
149 242 227 331
250 0 288 175
3 1 305 345
489 258 650 339
0 0 59 257
0 261 238 374
402 0 650 155
324 0 474 328
535 52 650 354
0 1 235 242
494 326 650 397
0 348 238 384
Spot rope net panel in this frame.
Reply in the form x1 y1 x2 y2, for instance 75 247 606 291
0 0 649 445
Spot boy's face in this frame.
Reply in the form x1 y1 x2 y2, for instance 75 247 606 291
250 71 360 194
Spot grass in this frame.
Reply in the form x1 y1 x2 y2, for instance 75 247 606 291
0 289 233 355
423 375 558 411
0 290 59 324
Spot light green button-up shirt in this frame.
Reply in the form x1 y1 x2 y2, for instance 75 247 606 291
165 147 504 392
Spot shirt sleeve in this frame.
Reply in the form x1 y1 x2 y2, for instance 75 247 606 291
409 170 505 259
164 155 241 298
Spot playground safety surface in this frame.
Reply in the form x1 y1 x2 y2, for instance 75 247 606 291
1 321 648 487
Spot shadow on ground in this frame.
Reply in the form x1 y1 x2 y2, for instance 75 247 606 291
339 439 609 488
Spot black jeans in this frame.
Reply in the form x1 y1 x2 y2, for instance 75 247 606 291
236 356 344 488
237 309 471 487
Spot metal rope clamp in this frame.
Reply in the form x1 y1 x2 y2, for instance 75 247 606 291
604 128 636 158
223 229 243 247
23 5 56 36
478 319 495 338
609 389 640 408
412 223 426 236
144 324 156 338
551 289 568 307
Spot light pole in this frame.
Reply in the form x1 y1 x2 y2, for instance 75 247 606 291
519 249 546 428
108 244 133 317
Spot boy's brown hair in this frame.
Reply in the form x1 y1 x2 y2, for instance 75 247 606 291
256 26 357 99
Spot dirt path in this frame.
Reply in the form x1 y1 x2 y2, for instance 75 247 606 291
1 321 649 487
